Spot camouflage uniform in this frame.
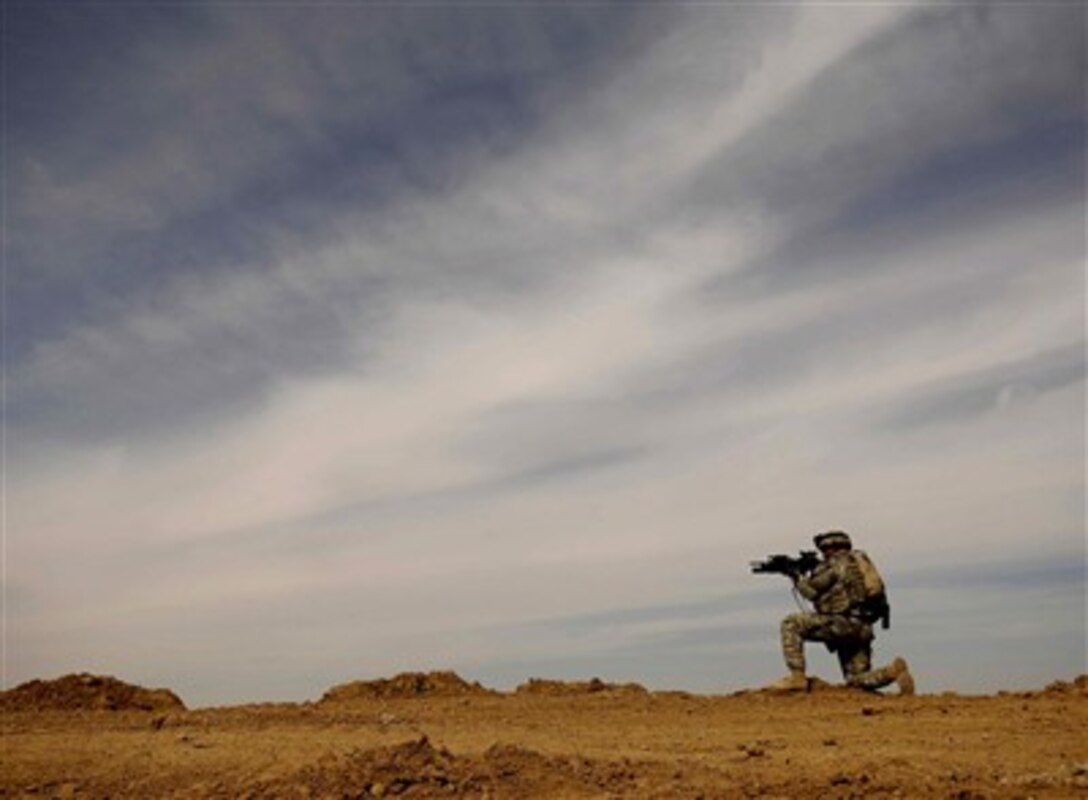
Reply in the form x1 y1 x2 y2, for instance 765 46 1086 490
781 551 902 690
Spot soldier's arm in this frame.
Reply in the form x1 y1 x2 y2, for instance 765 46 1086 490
794 562 836 601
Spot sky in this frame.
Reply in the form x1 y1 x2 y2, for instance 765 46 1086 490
2 3 1085 708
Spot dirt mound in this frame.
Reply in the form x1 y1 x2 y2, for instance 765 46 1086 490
515 676 649 696
0 673 185 712
320 671 494 703
266 736 645 798
735 675 865 697
1042 675 1088 695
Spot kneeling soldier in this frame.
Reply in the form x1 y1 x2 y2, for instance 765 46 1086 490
769 530 914 694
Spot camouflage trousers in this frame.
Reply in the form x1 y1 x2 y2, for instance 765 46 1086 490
781 612 901 691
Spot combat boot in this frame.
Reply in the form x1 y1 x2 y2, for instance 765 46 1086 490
890 657 915 696
766 671 808 692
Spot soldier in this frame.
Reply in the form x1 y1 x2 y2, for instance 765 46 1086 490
768 530 914 694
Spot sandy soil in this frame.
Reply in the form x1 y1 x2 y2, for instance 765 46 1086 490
1 672 1086 798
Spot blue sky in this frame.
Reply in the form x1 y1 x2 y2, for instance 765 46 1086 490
4 3 1085 706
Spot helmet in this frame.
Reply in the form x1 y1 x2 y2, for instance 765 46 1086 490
814 530 852 551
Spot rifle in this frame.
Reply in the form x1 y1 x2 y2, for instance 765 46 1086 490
750 550 820 579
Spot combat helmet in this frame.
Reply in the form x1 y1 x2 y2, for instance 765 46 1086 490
814 530 852 551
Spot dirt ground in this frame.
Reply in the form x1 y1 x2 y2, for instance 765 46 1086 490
2 672 1086 799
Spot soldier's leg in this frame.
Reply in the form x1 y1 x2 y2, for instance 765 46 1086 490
837 640 874 688
849 658 915 693
840 645 915 694
780 613 834 673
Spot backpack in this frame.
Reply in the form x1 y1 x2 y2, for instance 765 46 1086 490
850 550 891 629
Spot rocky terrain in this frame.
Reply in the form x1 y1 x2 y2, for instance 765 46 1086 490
1 672 1085 798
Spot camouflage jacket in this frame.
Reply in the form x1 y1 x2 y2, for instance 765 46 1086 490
794 551 866 616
